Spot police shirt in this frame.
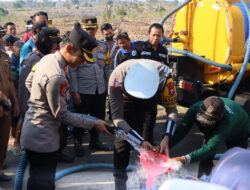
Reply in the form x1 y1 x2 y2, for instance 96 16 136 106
108 59 176 132
20 51 95 152
18 50 43 112
69 40 111 95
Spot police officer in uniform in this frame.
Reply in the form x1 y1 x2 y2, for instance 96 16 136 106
69 16 112 156
109 59 178 190
18 27 64 156
19 27 61 115
0 30 20 181
20 23 113 190
114 24 177 146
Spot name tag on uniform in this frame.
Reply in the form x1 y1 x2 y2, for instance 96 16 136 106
141 51 151 56
159 53 166 58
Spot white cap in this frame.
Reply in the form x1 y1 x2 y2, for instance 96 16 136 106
159 179 231 190
124 61 159 99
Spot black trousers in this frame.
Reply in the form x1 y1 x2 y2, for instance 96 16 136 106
73 92 106 144
143 105 157 144
113 96 156 190
197 137 248 177
26 149 60 190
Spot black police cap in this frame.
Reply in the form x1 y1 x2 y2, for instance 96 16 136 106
69 23 98 62
40 27 61 43
81 16 97 29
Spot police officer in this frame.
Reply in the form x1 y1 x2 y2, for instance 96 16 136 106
19 27 61 113
114 24 177 145
16 27 61 155
109 59 178 190
69 16 112 156
0 30 20 182
169 96 250 177
20 23 113 190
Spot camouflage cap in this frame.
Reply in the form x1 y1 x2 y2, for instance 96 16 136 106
196 96 225 126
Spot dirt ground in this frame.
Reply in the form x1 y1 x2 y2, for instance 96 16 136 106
1 5 174 42
1 105 206 190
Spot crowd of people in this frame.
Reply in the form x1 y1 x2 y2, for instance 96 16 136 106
0 10 250 190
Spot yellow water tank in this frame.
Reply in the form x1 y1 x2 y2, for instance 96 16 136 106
172 0 250 84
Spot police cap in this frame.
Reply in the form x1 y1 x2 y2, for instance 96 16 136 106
81 16 97 29
69 23 98 62
41 27 61 43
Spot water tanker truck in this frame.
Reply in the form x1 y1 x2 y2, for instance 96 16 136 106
161 0 250 114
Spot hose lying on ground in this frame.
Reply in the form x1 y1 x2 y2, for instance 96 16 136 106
14 113 137 190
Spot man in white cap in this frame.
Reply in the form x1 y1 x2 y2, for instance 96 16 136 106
108 59 178 190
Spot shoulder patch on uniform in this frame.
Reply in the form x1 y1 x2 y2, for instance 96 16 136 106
60 82 69 97
113 78 120 89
